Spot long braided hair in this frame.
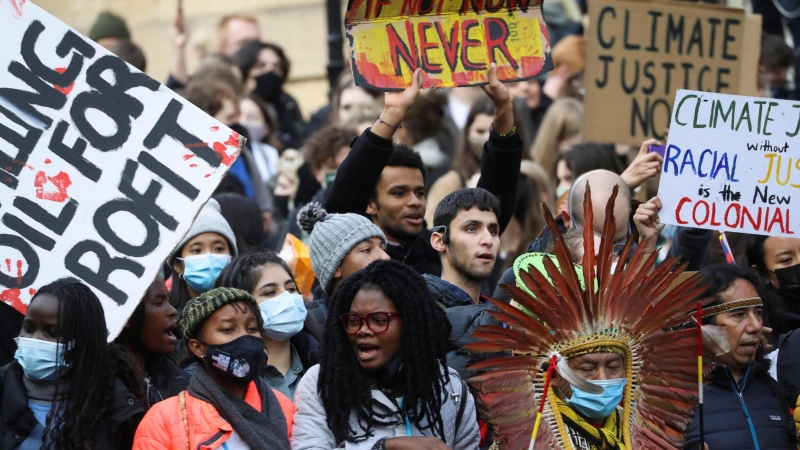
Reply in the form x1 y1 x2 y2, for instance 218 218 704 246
36 278 144 450
319 260 452 444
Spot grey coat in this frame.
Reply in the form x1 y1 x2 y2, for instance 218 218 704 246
291 364 480 450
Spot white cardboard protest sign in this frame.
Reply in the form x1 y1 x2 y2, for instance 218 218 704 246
0 1 242 339
659 89 798 237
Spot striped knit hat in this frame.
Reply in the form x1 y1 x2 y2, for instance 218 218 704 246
297 202 386 293
178 287 263 342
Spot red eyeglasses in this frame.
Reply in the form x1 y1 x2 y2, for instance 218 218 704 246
339 312 402 335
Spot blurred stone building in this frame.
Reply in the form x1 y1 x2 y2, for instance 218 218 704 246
36 0 334 119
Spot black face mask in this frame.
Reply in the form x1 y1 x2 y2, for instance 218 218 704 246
255 71 284 103
203 335 265 388
774 263 800 300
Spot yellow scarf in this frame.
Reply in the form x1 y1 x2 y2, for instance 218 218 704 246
554 397 627 450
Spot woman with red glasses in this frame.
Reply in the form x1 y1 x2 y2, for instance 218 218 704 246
291 259 480 450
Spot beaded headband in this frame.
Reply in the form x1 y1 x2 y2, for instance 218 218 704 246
702 297 763 317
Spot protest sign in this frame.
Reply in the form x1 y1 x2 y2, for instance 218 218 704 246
659 89 800 237
344 0 552 90
0 1 243 339
583 0 761 146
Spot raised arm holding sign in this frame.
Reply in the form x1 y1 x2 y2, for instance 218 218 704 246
345 0 552 90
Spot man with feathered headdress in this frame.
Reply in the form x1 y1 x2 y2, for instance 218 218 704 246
465 185 709 450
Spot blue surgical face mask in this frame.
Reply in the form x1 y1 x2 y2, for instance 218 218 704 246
258 291 307 341
179 253 231 293
566 377 627 421
14 337 68 381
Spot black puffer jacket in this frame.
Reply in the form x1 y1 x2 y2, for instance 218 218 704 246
425 275 502 450
684 362 796 450
775 329 800 406
0 303 22 367
385 229 442 277
0 361 144 450
424 275 503 380
325 127 522 277
145 355 190 405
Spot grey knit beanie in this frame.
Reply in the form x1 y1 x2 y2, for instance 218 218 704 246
169 199 238 266
297 203 386 293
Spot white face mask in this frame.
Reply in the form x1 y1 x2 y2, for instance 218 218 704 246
242 123 267 143
14 337 69 381
178 253 232 293
258 291 307 341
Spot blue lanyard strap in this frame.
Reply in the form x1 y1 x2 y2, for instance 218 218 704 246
397 396 412 437
728 366 760 450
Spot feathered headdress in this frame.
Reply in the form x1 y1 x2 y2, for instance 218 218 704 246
465 185 711 450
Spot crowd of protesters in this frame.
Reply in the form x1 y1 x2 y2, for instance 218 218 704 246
1 4 800 450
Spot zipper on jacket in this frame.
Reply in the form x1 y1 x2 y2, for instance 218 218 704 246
727 366 760 450
198 430 226 450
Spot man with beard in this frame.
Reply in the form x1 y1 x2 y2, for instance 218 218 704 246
428 188 500 307
324 66 522 277
426 188 503 448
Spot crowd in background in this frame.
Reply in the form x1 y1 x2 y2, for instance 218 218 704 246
1 2 800 450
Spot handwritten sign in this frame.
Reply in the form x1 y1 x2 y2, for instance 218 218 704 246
344 0 552 90
583 0 761 146
0 1 242 339
659 89 799 237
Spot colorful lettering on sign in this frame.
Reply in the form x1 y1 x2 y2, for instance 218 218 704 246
345 0 551 89
658 90 800 238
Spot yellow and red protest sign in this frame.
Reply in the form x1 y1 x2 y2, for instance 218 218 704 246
345 0 552 90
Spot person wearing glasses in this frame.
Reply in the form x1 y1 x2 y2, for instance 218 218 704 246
291 259 480 450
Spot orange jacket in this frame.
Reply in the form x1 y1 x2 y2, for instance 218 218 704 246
132 381 294 450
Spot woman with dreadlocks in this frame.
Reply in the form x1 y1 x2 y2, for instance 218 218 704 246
0 278 146 450
292 259 479 450
115 276 189 409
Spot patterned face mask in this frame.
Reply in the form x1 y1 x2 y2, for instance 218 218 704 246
202 335 265 388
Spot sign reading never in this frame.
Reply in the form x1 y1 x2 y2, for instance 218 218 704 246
344 0 553 90
583 0 761 146
0 0 242 339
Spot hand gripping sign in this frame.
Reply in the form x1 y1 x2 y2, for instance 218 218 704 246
659 89 800 237
345 0 553 90
0 1 243 339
